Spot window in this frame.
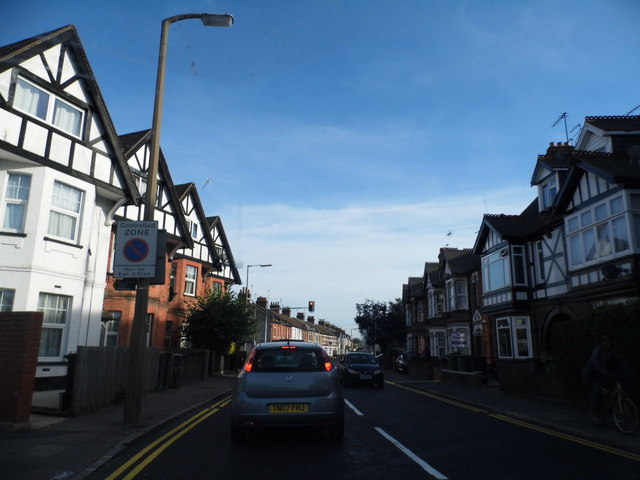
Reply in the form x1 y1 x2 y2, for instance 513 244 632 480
428 289 444 318
0 288 15 311
191 221 198 239
446 279 467 311
14 77 83 137
566 194 631 267
430 330 447 359
2 174 31 231
482 249 511 292
48 181 83 242
185 265 197 296
512 246 526 285
37 293 70 358
100 311 121 347
496 316 532 359
540 177 557 209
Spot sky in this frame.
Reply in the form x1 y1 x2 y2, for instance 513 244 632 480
2 0 639 335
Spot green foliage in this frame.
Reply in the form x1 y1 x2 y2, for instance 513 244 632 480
354 298 405 354
181 288 255 352
553 300 640 399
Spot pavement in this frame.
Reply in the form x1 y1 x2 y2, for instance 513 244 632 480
1 370 638 480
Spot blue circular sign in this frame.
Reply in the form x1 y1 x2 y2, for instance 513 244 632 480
123 238 150 263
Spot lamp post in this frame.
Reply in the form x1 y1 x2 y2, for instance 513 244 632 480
244 264 272 302
244 264 272 344
124 12 233 426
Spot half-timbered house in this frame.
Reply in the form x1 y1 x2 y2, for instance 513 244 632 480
473 116 640 397
0 26 138 383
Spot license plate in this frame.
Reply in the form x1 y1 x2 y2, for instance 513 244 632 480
268 403 309 413
360 374 372 380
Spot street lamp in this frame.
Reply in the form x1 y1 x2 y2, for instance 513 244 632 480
125 12 233 426
245 264 272 302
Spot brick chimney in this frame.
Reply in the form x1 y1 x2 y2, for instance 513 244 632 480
256 296 268 309
269 302 280 314
296 312 305 320
282 307 291 317
308 316 315 324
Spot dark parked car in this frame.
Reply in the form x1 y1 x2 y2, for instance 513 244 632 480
394 351 419 373
230 340 344 444
339 352 384 388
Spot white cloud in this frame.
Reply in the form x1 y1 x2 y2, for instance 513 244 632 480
226 184 534 332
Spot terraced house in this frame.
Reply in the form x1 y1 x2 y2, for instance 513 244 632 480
0 26 241 388
404 115 640 398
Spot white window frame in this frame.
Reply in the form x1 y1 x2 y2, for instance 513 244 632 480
540 176 557 210
0 288 15 311
14 76 84 138
48 181 83 242
566 194 631 269
2 173 31 232
37 293 70 359
429 329 447 359
446 279 468 311
482 249 511 292
185 265 197 296
428 289 444 318
100 311 121 347
496 316 532 359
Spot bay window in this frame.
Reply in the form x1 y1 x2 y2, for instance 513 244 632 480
447 279 467 311
48 181 83 242
185 265 197 296
37 293 70 358
0 288 15 311
496 316 532 359
482 249 510 292
2 173 31 232
566 194 631 268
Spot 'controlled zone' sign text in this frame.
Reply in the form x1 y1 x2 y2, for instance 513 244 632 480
113 221 158 278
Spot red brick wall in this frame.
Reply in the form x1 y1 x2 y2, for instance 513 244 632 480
0 312 43 425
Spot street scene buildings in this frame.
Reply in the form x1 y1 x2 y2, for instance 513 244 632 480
1 23 639 419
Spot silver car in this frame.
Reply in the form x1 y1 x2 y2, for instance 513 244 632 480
231 340 345 444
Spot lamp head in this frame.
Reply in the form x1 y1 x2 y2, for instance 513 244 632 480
200 14 234 27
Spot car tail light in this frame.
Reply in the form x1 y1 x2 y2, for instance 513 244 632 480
320 349 333 371
324 361 333 371
244 349 257 372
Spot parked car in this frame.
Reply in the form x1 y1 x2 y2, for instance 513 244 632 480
394 351 419 373
230 340 345 444
339 352 384 388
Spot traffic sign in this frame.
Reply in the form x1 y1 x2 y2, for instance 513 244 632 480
113 221 158 278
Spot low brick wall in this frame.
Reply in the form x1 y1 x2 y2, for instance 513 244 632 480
0 312 43 429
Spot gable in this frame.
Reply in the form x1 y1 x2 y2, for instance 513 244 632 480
0 26 137 204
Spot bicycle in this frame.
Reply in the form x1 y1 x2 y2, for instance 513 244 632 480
591 381 639 434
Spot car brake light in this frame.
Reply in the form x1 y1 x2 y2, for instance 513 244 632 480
324 361 332 371
280 345 297 349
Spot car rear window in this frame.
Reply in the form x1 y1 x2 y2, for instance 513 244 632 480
253 347 325 372
347 353 376 364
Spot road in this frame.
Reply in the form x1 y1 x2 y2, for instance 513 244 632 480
89 380 640 480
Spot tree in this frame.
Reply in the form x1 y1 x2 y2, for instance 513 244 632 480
354 298 405 354
181 288 255 352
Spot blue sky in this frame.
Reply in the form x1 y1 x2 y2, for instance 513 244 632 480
2 1 639 335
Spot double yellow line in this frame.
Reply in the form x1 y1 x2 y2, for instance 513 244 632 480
104 396 232 480
387 380 640 463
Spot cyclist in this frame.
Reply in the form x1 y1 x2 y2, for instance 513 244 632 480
583 336 631 424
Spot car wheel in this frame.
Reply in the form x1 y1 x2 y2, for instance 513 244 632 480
328 421 344 442
230 422 246 445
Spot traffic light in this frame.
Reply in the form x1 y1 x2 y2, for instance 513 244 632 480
308 300 315 312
